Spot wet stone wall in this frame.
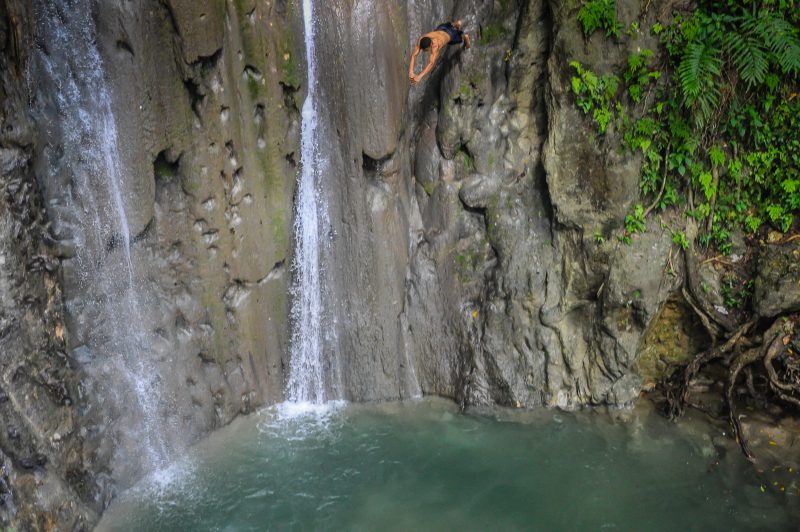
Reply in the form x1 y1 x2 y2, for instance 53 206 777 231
0 0 691 528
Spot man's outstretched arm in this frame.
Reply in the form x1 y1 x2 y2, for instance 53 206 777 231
408 45 421 80
412 47 440 85
463 33 471 49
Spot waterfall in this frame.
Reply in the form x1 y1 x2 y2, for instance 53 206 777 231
286 0 331 404
31 0 169 469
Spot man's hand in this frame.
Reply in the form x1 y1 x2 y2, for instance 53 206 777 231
410 75 419 86
464 34 471 50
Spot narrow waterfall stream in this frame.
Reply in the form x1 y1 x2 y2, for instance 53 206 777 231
31 0 169 469
286 0 333 405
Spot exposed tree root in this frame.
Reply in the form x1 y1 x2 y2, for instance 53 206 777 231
726 347 761 461
682 248 736 340
681 287 723 343
763 320 800 407
662 308 799 460
663 319 755 419
643 146 670 219
658 245 800 459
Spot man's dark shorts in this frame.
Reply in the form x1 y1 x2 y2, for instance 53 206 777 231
436 23 463 45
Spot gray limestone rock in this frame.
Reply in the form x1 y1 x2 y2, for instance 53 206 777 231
414 120 442 194
754 241 800 318
1 6 98 528
458 174 500 209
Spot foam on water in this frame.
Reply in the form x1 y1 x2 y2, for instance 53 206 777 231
258 400 348 442
147 460 196 493
272 400 347 420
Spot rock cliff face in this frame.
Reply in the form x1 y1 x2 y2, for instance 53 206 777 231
1 0 701 528
1 2 96 528
323 0 681 410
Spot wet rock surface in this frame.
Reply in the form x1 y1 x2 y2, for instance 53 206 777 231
397 0 681 409
1 3 97 528
0 0 742 527
4 0 298 527
754 240 800 318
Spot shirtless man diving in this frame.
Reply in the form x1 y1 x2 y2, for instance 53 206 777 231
408 20 471 85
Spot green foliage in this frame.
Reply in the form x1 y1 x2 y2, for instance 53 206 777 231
626 49 661 103
570 61 620 134
678 42 723 126
625 204 646 233
571 52 662 137
570 1 800 254
731 10 800 83
732 96 800 234
720 273 754 309
698 170 716 200
480 24 510 45
618 205 646 245
577 0 621 38
672 230 690 250
725 28 770 87
670 6 799 126
709 145 725 168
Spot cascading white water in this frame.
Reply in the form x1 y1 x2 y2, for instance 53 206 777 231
32 0 169 468
286 0 330 404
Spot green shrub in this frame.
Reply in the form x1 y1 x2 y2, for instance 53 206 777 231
570 61 620 134
578 0 622 37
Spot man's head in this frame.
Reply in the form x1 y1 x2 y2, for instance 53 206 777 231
452 20 463 30
419 36 432 51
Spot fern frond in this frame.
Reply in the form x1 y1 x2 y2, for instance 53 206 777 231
679 43 703 98
724 31 769 86
758 13 800 75
693 86 720 128
678 42 722 127
679 42 722 100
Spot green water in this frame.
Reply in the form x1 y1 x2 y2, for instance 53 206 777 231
98 399 797 531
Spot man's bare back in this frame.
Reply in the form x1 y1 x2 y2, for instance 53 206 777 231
409 20 471 85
